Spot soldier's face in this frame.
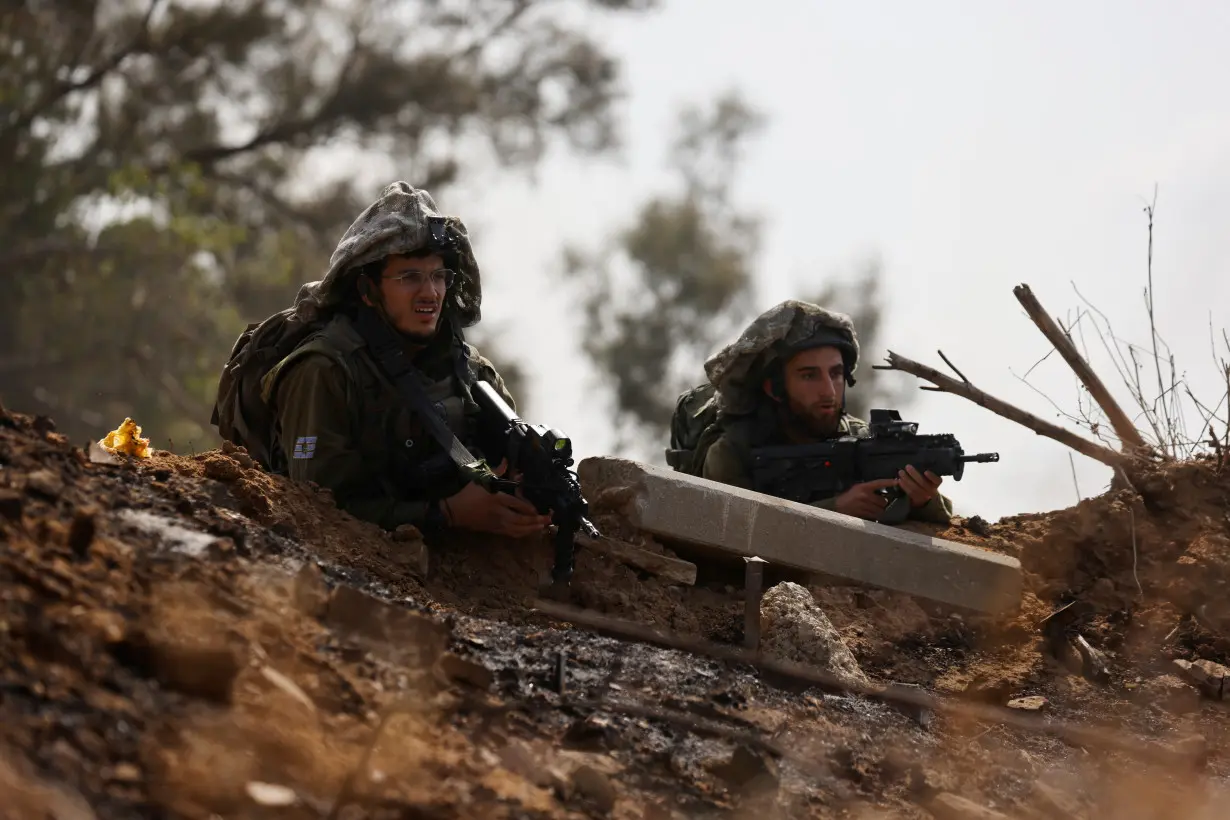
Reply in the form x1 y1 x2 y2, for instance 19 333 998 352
778 346 846 435
373 253 449 340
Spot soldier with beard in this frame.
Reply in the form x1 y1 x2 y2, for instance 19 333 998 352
249 181 551 538
689 300 952 523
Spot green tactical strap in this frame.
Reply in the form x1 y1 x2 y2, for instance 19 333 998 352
352 307 514 494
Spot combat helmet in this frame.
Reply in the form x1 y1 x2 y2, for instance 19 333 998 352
292 181 483 328
704 300 860 415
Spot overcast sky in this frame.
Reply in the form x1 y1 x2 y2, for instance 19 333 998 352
439 0 1230 522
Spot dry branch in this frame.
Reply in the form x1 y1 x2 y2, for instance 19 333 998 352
577 534 697 586
533 600 1203 770
1013 284 1151 454
874 351 1129 468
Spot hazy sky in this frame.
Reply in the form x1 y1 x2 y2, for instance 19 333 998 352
440 0 1230 522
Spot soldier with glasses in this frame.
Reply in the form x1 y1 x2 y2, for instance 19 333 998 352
258 181 552 539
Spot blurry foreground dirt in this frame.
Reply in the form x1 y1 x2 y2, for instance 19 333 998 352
2 401 1230 819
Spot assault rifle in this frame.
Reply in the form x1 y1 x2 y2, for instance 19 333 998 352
472 380 599 590
749 409 999 524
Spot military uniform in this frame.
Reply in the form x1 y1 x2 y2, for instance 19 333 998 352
693 299 954 525
217 180 515 533
260 313 514 531
701 412 953 523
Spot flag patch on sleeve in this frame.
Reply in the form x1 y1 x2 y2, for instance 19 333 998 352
292 436 317 459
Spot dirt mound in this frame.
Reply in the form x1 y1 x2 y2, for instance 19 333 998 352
3 403 1230 818
936 459 1230 615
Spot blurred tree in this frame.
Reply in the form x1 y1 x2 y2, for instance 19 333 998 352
465 323 527 413
562 90 765 455
564 92 909 457
801 257 911 421
0 0 656 446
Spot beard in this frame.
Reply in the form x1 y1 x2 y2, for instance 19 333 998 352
786 398 842 438
398 327 437 344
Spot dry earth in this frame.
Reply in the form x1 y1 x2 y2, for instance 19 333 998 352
2 400 1230 819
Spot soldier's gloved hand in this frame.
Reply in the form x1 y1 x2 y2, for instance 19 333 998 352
833 478 899 520
897 465 942 507
443 459 552 538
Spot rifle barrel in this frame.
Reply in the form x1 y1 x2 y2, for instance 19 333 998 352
473 379 518 426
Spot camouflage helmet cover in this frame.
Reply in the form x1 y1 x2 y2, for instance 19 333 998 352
293 181 482 327
703 300 860 415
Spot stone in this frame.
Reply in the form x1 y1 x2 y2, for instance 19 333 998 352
259 666 316 712
1173 658 1228 699
707 745 780 790
497 739 560 788
245 781 297 807
926 792 1012 820
0 490 23 521
1006 695 1048 711
562 715 618 751
118 635 241 704
577 457 1022 614
759 582 869 688
434 652 494 690
1138 674 1201 715
26 469 64 499
324 584 449 666
569 765 616 812
292 562 329 618
388 534 430 578
1031 781 1082 818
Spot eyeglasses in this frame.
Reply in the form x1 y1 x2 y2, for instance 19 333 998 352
383 268 456 290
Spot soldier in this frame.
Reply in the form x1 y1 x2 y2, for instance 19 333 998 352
690 300 952 523
255 182 551 538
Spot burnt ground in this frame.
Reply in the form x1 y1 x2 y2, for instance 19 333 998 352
2 403 1230 819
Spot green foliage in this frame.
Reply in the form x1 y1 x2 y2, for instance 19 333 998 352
1 0 655 446
565 93 905 456
563 90 764 453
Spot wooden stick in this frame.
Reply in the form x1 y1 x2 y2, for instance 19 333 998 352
533 600 1202 770
577 534 697 586
574 697 792 759
1013 284 1151 454
874 351 1129 469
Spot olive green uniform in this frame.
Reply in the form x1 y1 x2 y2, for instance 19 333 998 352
701 413 954 524
260 312 514 531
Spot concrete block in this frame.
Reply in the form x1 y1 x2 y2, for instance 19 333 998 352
578 457 1022 615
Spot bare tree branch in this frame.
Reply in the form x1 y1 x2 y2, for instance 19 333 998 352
1013 283 1152 455
1 0 165 139
874 351 1131 468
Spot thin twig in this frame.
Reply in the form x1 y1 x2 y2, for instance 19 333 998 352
1163 621 1183 644
1143 186 1166 433
1011 370 1087 425
937 350 971 384
1130 507 1142 597
1068 452 1082 503
1014 284 1150 454
876 351 1130 468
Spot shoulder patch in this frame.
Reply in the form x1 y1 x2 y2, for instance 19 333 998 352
292 435 318 459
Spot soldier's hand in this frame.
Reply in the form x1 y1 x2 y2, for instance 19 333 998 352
444 459 552 538
833 478 899 520
898 465 942 507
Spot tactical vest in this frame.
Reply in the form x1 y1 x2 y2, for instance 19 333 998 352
261 313 494 502
717 404 871 471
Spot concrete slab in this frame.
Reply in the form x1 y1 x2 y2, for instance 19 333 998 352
578 457 1022 615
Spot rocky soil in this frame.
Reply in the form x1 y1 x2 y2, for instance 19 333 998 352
2 400 1230 819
